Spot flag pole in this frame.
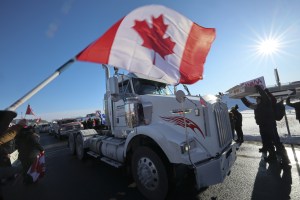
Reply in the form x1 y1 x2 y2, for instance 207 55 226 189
6 58 75 111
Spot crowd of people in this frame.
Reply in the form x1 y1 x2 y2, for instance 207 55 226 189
81 117 102 130
229 85 300 166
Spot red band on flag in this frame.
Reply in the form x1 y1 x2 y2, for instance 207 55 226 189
179 24 216 84
76 18 124 63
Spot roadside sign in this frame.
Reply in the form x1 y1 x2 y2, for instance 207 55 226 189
227 76 266 99
240 76 266 89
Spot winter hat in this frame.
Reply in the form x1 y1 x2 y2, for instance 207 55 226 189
0 110 17 134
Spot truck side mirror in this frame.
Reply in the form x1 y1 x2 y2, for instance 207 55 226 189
175 90 186 103
107 77 120 102
108 77 119 95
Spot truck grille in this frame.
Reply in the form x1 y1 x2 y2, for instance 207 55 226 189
213 102 232 148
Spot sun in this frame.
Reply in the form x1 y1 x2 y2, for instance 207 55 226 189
257 38 280 56
249 31 286 65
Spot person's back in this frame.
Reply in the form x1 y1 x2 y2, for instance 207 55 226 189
228 111 235 138
232 109 242 127
15 126 44 176
241 85 278 161
254 96 276 127
231 105 244 143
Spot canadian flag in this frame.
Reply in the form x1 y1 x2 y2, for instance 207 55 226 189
76 5 216 85
25 104 35 115
36 117 41 124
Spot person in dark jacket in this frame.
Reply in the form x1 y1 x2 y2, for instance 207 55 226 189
230 104 244 143
0 111 26 199
15 126 44 183
286 96 300 124
264 89 289 164
264 89 281 140
241 85 279 162
228 111 235 139
0 114 26 176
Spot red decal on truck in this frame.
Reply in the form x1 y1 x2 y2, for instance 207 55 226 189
160 116 205 138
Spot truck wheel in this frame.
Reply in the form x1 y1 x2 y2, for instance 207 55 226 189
76 134 85 160
131 146 168 200
68 133 76 155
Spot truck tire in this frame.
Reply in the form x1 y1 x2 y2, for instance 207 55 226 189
68 133 76 155
131 146 168 200
76 134 86 160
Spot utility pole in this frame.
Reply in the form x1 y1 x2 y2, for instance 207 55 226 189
274 68 291 140
274 68 281 88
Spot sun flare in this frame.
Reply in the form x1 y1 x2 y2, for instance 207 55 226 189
257 38 280 56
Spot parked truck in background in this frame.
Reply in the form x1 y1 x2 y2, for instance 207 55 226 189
68 65 238 200
52 118 83 139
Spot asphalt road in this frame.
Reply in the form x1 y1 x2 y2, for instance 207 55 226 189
2 133 300 200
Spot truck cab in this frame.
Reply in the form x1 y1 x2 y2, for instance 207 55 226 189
69 66 238 200
55 118 83 139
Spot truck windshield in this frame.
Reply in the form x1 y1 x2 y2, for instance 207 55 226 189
132 78 169 95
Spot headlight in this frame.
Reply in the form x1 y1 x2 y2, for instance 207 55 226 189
180 139 197 154
60 127 66 131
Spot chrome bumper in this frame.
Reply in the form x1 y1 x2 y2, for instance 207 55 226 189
194 143 238 189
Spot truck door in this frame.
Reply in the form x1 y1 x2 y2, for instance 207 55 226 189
112 79 133 137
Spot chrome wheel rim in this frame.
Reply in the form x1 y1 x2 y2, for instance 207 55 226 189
136 157 159 191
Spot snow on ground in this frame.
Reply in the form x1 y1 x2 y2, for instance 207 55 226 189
240 110 300 145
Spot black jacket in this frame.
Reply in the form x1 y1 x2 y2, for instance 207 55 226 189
231 109 242 127
241 86 276 126
15 127 44 162
286 97 300 120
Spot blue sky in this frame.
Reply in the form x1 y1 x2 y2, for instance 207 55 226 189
1 0 300 121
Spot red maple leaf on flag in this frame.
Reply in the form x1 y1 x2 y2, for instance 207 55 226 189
132 15 176 64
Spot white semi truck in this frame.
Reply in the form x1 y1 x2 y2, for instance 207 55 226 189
68 65 238 200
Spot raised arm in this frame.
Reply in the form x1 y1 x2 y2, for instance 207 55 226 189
265 88 276 105
241 97 257 110
255 85 270 103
